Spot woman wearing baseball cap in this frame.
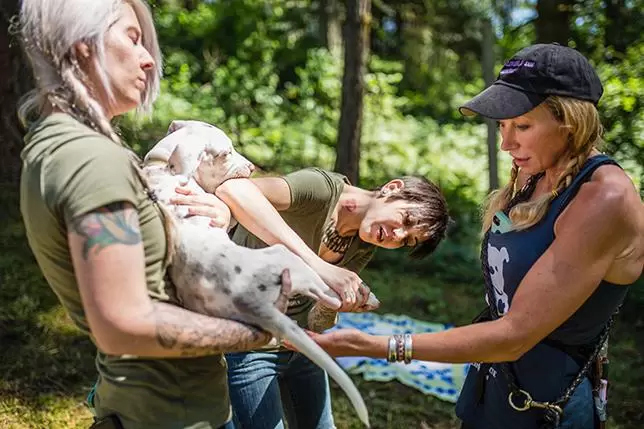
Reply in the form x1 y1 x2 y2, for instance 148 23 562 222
304 43 644 428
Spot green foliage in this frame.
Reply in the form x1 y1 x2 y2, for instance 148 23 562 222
4 1 644 427
121 44 489 261
116 0 642 284
596 44 644 187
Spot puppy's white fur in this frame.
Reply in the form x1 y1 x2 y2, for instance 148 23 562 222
142 120 373 427
144 120 251 226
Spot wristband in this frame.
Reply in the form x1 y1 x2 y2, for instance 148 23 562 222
403 333 413 364
387 336 397 363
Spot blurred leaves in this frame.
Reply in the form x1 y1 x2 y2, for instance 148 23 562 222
118 0 641 272
597 44 644 178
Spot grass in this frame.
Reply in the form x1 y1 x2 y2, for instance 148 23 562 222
1 186 643 429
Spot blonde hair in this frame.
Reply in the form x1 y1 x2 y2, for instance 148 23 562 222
18 0 175 262
482 96 604 232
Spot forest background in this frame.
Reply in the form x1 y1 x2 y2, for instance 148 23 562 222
0 0 642 427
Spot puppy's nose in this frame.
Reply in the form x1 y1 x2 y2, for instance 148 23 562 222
248 163 256 173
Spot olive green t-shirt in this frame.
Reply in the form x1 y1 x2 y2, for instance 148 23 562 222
231 167 375 334
20 113 230 429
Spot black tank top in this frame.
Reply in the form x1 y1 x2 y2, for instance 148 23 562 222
455 154 631 428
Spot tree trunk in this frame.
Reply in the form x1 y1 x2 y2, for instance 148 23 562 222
604 0 628 53
399 4 432 93
319 0 343 57
182 0 199 11
482 19 499 192
0 0 31 189
335 0 371 186
535 0 574 44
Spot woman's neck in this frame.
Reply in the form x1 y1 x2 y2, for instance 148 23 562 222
334 185 376 237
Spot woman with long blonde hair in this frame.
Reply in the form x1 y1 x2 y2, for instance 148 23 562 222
305 43 644 428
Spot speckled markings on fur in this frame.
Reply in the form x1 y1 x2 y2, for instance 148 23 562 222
142 120 374 427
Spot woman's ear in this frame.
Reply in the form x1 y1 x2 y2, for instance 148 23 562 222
381 179 405 196
74 42 92 61
342 199 357 212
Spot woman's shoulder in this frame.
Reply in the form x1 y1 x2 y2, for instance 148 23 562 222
582 160 643 282
284 167 346 202
27 112 107 139
585 157 639 209
24 113 123 159
287 167 347 185
560 157 641 242
22 114 141 210
589 156 635 186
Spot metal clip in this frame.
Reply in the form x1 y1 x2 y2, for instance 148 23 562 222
508 390 563 415
508 389 532 411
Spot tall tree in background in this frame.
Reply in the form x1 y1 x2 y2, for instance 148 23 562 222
397 3 431 93
535 0 574 43
604 0 631 54
319 0 343 57
335 0 371 185
0 0 31 188
482 18 499 191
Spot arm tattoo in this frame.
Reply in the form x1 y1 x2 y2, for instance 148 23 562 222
151 302 269 357
70 202 141 260
307 303 339 333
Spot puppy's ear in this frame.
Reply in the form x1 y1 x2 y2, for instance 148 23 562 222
167 120 189 135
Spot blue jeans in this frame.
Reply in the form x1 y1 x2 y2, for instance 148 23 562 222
226 350 335 429
559 378 595 429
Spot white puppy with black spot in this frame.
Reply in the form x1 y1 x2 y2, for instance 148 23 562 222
142 120 374 427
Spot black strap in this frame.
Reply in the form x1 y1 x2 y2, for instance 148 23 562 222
474 173 543 403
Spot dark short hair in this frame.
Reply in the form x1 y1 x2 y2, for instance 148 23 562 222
375 176 450 259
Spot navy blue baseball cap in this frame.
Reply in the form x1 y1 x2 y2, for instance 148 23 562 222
459 43 603 120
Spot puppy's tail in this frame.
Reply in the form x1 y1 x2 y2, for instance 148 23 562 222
246 305 370 428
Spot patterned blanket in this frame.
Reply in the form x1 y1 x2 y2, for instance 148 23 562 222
331 312 469 403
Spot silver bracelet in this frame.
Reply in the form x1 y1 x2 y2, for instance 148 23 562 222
387 336 397 363
403 333 413 364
